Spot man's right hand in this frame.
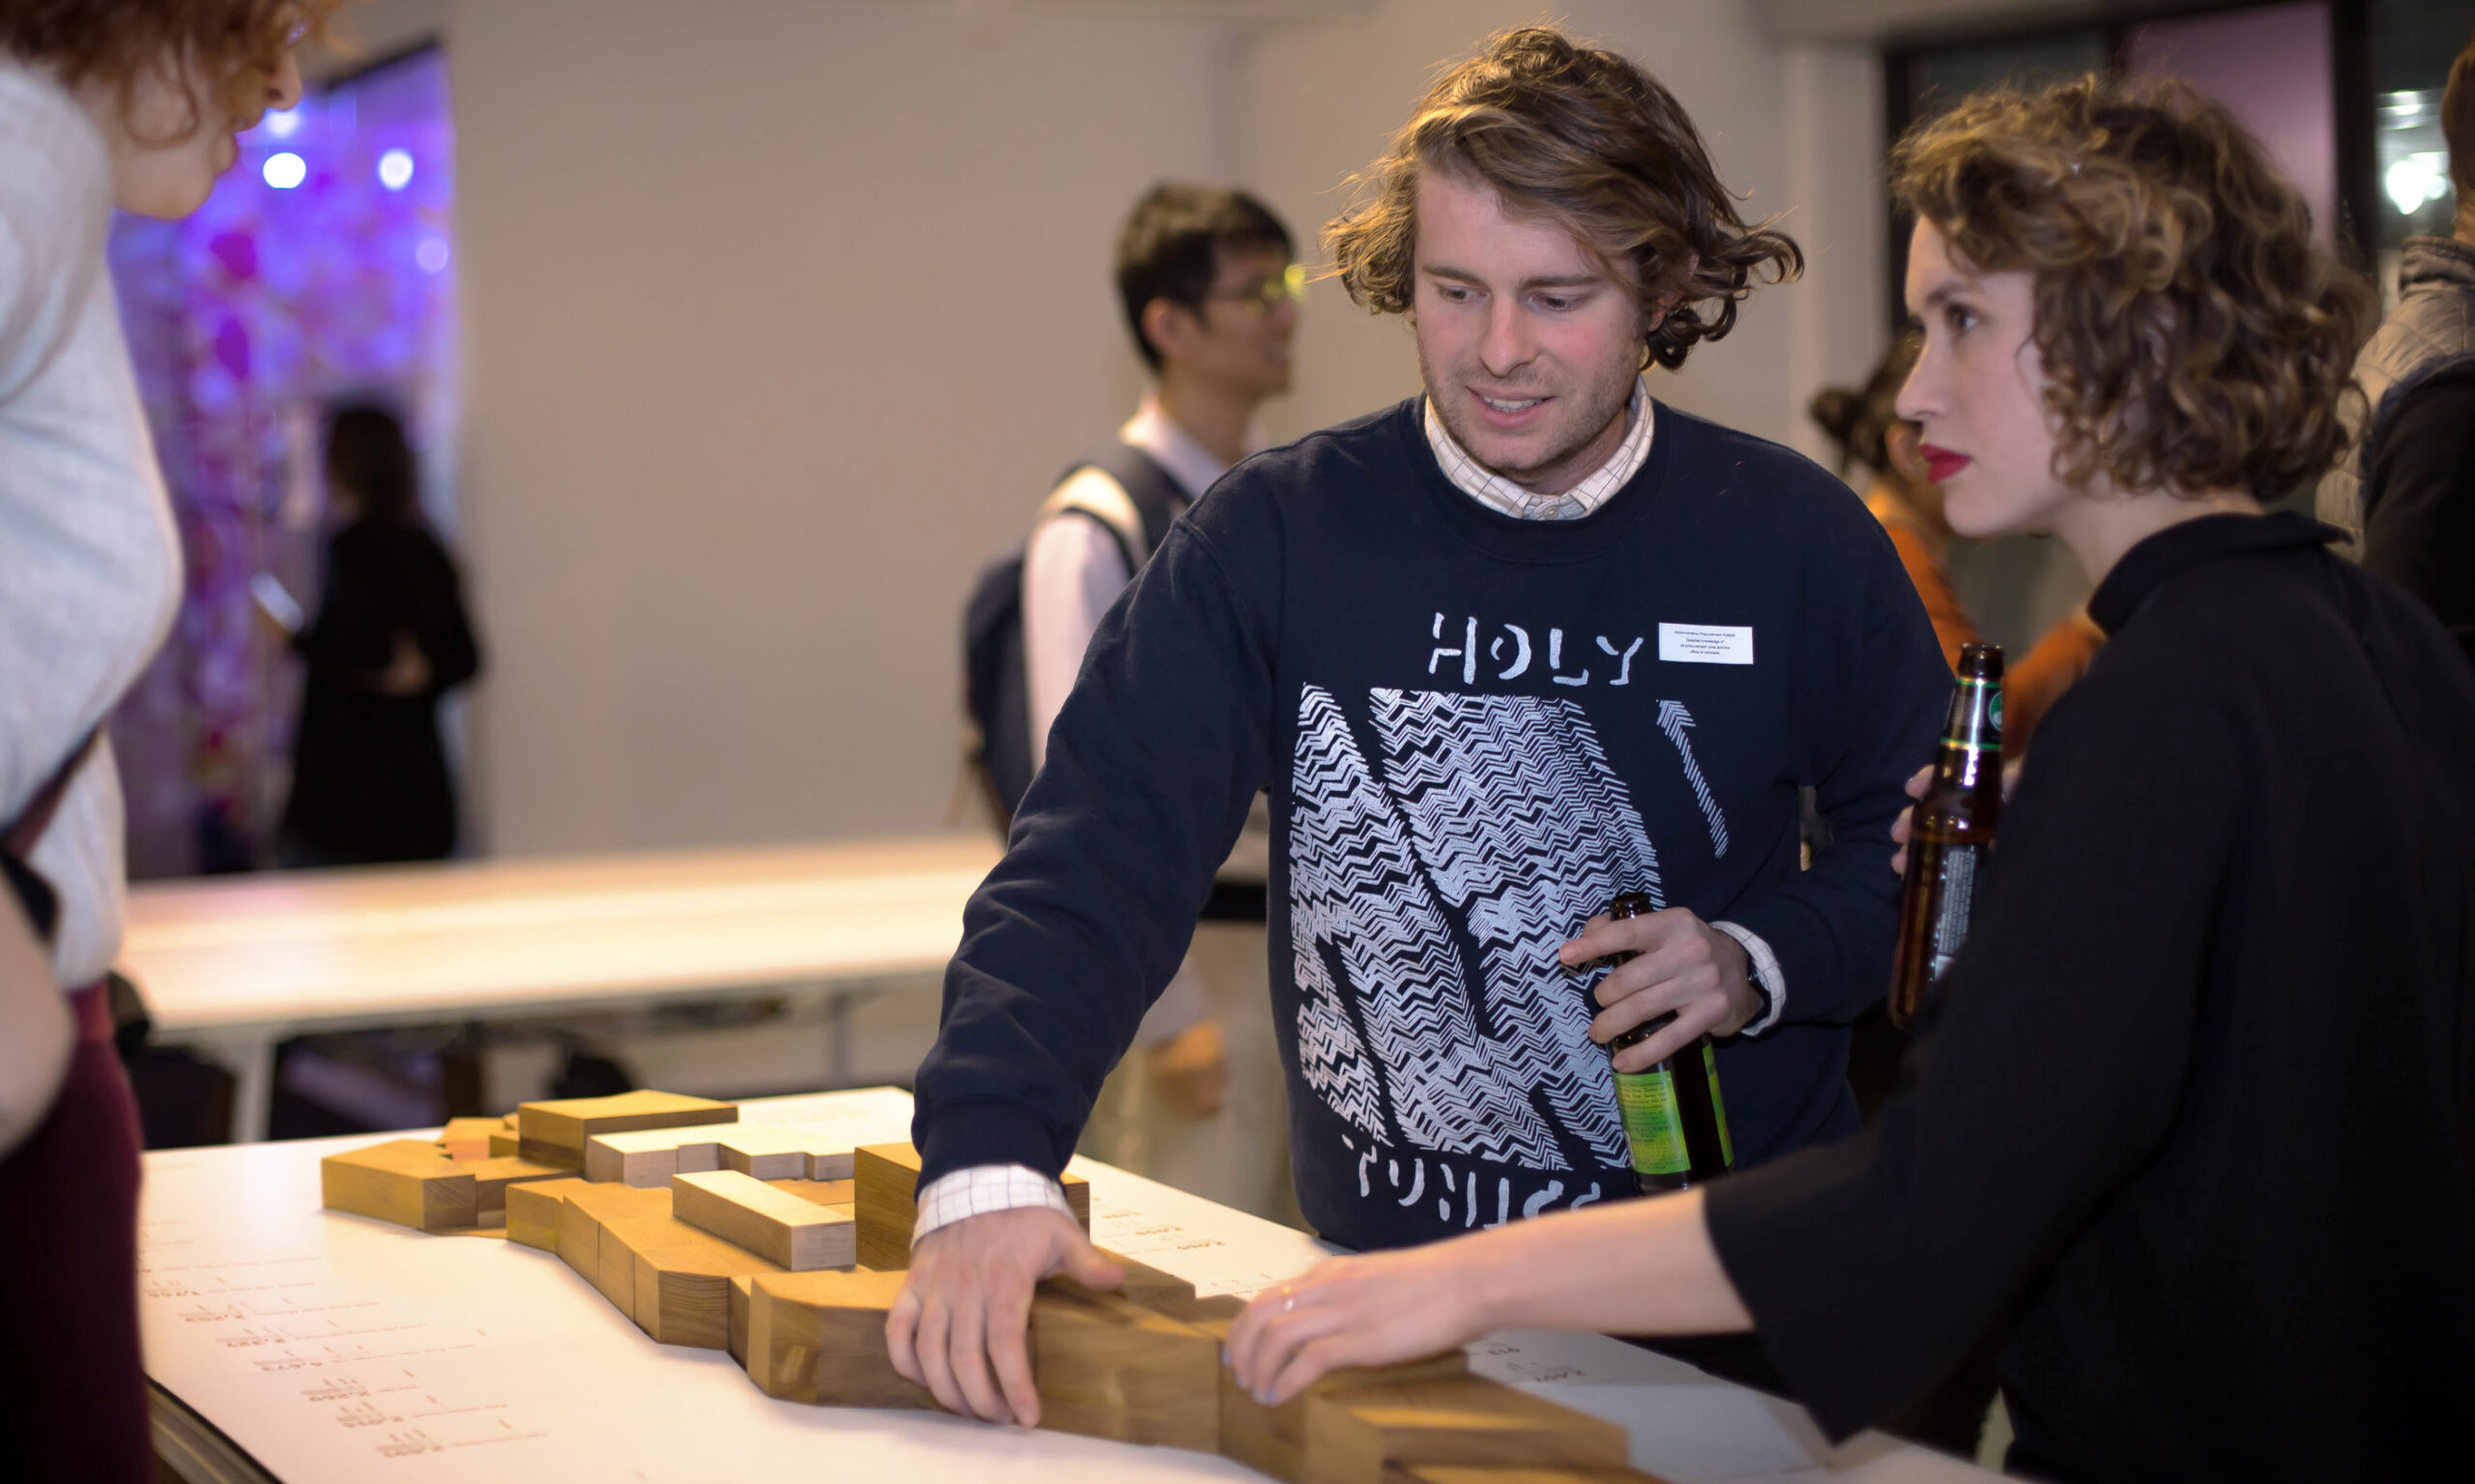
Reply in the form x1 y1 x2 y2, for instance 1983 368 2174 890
885 1206 1124 1426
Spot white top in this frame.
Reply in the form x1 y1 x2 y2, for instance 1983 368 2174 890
1019 394 1252 1048
0 59 184 988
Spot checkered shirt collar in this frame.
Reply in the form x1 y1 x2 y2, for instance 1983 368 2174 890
1422 377 1654 520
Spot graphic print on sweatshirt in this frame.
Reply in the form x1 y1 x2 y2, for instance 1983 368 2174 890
1292 683 1704 1229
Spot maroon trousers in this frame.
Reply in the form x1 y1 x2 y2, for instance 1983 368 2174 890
0 982 150 1483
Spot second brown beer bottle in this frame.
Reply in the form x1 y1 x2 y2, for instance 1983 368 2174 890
1888 642 2005 1028
1600 891 1733 1193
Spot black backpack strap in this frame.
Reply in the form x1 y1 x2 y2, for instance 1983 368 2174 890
1051 441 1189 574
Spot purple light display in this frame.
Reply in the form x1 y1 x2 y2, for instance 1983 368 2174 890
109 48 459 877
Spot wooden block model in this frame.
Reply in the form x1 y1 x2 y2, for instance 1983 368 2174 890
1108 1253 1248 1328
728 1274 756 1367
439 1116 503 1160
517 1090 736 1168
744 1268 936 1411
584 1121 852 1187
671 1169 856 1271
585 1125 730 1187
1029 1278 1220 1452
1297 1378 1631 1484
321 1139 568 1234
617 1212 787 1350
549 1181 674 1307
506 1177 590 1252
853 1142 1090 1270
771 1177 854 1208
1183 1312 1469 1484
1402 1469 1671 1484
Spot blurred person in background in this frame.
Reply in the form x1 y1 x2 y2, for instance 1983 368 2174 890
2318 28 2475 669
0 4 332 1477
1229 75 2475 1484
277 399 480 866
1811 335 2102 757
1029 184 1298 1220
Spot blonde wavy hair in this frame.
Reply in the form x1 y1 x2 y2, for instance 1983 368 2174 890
1325 25 1802 371
1892 74 2375 499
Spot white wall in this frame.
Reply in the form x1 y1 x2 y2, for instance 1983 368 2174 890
438 0 1246 853
321 0 1899 858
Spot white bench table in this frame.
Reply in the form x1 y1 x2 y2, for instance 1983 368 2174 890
139 1088 2006 1484
118 836 1001 1140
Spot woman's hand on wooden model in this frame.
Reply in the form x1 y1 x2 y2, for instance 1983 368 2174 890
1223 1241 1491 1406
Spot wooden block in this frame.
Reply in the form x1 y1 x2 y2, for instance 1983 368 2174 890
1197 1317 1468 1484
1299 1379 1629 1484
321 1139 477 1232
1402 1469 1670 1484
586 1125 730 1187
557 1182 675 1314
518 1090 736 1166
853 1143 1091 1271
728 1274 755 1367
807 1149 855 1179
772 1178 854 1208
623 1220 786 1350
440 1116 503 1160
488 1131 522 1157
744 1268 935 1410
1030 1278 1219 1451
672 1170 856 1270
854 1144 922 1270
713 1125 818 1181
1107 1252 1198 1312
463 1155 569 1218
506 1177 590 1251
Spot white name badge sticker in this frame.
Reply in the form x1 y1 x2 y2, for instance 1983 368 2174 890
1658 623 1755 665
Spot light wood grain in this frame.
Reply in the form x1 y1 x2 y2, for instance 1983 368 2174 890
585 1124 731 1186
854 1142 1090 1271
671 1170 856 1270
1029 1278 1219 1452
745 1268 935 1411
320 1139 477 1232
517 1090 736 1167
506 1177 590 1251
1299 1379 1630 1484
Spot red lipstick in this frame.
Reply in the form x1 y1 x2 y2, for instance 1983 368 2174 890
1919 444 1971 483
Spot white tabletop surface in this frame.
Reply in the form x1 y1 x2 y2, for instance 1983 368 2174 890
139 1089 2004 1484
119 836 1002 1035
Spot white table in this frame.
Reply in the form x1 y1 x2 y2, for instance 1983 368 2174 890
140 1089 2006 1484
118 836 1002 1141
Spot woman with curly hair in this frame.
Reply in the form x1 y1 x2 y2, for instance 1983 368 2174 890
0 4 335 1478
1228 75 2475 1482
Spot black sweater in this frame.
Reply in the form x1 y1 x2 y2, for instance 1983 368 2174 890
2362 372 2475 668
1706 513 2475 1482
915 398 1948 1250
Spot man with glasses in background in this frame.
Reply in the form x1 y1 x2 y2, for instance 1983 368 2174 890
1017 183 1300 1214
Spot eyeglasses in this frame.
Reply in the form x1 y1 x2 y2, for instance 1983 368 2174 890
1206 263 1308 318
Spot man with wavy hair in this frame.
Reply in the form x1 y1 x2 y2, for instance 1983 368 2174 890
890 26 1948 1426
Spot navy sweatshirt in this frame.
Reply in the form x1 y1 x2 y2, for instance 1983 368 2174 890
916 397 1949 1251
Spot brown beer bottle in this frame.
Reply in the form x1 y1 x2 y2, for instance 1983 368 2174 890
1888 643 2005 1029
1600 891 1733 1194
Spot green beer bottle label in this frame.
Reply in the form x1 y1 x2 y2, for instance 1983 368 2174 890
1615 1066 1690 1175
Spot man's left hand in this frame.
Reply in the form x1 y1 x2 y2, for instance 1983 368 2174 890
1557 908 1758 1069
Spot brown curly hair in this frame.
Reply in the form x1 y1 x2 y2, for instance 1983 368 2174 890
1892 74 2374 499
1 0 343 143
1325 25 1803 371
